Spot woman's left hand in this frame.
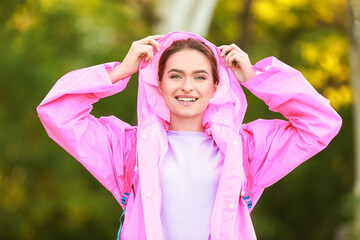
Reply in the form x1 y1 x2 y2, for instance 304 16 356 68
219 44 255 83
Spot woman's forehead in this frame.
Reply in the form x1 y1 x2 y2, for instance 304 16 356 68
163 49 212 72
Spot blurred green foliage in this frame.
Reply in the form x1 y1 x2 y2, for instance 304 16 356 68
0 0 352 239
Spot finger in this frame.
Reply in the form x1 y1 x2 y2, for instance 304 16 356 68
144 45 154 62
219 45 232 57
151 34 165 40
226 43 245 55
218 45 225 51
136 45 148 56
226 51 247 67
136 45 152 61
146 37 161 52
148 45 155 62
220 45 241 57
149 46 154 61
225 51 239 66
140 35 164 51
139 35 163 43
220 44 247 57
229 43 244 53
218 45 229 50
226 49 250 66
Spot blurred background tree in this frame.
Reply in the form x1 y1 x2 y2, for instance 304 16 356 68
0 0 354 239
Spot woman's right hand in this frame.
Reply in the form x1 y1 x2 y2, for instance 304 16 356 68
109 35 164 83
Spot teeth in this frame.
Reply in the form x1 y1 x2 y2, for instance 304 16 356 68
177 97 197 102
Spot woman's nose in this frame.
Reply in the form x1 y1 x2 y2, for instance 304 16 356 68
181 78 193 92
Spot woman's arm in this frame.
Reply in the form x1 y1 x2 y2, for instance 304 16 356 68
239 57 342 190
219 45 341 189
37 62 136 205
37 35 164 205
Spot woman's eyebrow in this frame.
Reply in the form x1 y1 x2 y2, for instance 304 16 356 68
167 69 209 75
193 70 209 75
168 68 184 74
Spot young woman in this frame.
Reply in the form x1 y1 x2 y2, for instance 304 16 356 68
37 31 342 240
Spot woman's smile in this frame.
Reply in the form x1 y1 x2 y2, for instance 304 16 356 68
175 95 199 105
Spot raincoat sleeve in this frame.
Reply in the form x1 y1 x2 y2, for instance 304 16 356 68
36 62 136 205
239 57 342 191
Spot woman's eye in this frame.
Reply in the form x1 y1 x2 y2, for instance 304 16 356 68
170 75 181 79
195 76 206 80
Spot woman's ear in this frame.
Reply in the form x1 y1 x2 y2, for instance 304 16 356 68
157 77 163 94
211 83 218 98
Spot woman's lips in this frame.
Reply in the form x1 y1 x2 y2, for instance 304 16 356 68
175 96 198 106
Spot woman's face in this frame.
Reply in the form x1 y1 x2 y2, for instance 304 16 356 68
158 49 217 125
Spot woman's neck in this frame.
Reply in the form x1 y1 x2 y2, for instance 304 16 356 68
168 114 204 132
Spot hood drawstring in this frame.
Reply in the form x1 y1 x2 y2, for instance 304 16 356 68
240 174 252 209
243 195 253 209
117 138 138 240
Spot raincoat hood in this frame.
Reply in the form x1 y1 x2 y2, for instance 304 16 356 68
137 31 247 133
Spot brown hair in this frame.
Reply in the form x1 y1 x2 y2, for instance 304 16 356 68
158 38 219 85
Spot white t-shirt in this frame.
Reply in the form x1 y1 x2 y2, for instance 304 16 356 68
160 130 224 240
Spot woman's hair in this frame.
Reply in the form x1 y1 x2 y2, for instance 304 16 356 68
158 38 219 85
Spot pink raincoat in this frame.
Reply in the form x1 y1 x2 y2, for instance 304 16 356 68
37 31 342 239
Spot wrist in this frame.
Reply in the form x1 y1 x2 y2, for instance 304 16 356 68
108 64 131 84
244 71 256 83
